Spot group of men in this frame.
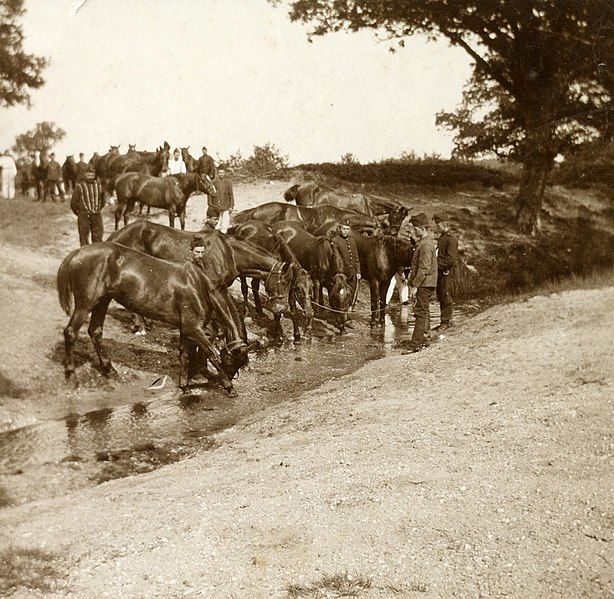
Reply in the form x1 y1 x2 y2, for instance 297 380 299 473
399 211 459 353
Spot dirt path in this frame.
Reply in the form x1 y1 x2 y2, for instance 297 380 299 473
1 284 612 598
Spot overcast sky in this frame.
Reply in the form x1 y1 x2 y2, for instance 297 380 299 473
0 0 472 165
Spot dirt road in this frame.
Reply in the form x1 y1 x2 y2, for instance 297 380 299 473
1 281 612 597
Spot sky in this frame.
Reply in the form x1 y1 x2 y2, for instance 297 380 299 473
0 0 473 165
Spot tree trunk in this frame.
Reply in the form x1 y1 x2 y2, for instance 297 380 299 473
515 123 555 236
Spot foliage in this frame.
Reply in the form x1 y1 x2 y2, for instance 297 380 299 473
298 155 517 188
276 0 614 233
12 121 66 158
221 143 289 177
0 0 47 108
552 139 614 189
338 152 358 165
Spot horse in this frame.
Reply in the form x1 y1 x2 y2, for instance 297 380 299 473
284 182 409 234
233 202 380 236
180 147 198 172
107 221 297 319
351 234 416 327
271 221 352 332
56 242 249 395
230 220 314 343
93 145 121 190
61 156 78 194
134 172 217 227
107 142 170 191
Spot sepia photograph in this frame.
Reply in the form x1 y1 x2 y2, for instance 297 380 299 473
0 0 612 596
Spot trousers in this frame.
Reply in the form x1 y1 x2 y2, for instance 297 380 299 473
410 286 435 346
436 268 457 325
77 212 104 246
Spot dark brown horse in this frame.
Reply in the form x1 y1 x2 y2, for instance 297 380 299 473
284 183 409 234
233 202 380 236
56 243 249 394
107 221 296 317
231 220 314 343
61 156 78 194
135 172 217 226
271 221 352 332
352 234 415 327
180 147 198 172
93 145 121 193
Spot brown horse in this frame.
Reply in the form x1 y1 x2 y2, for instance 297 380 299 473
284 182 409 233
231 220 314 343
104 142 170 192
233 202 380 236
56 243 249 394
180 147 198 172
352 234 416 327
271 221 352 332
107 220 296 317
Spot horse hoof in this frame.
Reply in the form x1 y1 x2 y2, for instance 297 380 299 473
226 387 238 398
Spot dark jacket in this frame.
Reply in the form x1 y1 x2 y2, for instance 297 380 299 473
46 159 62 181
409 234 437 288
437 230 459 271
196 154 216 179
331 233 361 278
211 178 234 211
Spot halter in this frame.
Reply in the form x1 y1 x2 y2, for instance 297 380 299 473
223 339 247 353
263 261 287 303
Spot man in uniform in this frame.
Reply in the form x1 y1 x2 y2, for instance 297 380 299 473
196 146 216 180
210 168 234 233
75 153 89 182
44 152 64 202
434 213 459 331
331 218 361 308
70 164 106 246
403 212 437 353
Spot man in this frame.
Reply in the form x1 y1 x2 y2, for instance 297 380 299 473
168 148 186 175
196 146 216 180
0 150 18 200
403 212 437 353
44 152 64 202
71 164 106 246
185 235 208 385
331 218 361 307
434 212 459 331
75 153 89 182
210 168 234 233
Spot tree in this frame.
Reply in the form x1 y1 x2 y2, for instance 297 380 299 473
278 0 614 234
0 0 47 108
243 143 289 176
12 121 66 158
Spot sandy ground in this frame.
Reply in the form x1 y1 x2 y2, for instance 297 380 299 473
0 181 613 598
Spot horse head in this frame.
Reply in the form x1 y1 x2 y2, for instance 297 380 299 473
387 204 409 236
109 145 120 154
197 174 217 197
283 184 300 203
329 272 351 332
220 341 249 380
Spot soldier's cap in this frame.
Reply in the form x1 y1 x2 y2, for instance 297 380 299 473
190 235 206 249
433 212 449 224
410 212 429 227
86 164 96 174
339 218 351 227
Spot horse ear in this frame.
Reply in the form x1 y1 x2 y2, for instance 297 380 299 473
164 141 170 150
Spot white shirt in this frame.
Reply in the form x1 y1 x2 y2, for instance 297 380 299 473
0 154 17 173
168 157 186 175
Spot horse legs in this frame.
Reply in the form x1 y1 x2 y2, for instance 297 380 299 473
114 201 126 231
239 276 250 314
168 209 176 229
178 208 186 230
63 306 91 384
251 279 264 315
88 298 116 377
184 324 237 395
378 280 389 326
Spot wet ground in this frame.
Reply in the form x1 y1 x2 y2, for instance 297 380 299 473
0 297 467 506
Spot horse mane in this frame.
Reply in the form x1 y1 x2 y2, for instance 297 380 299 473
272 233 299 265
325 239 345 274
377 234 414 264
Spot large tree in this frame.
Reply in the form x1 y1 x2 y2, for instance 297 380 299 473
279 0 613 234
12 121 65 157
0 0 47 108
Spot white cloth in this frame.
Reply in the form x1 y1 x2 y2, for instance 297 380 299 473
216 210 231 234
386 270 409 304
168 157 186 175
0 154 17 199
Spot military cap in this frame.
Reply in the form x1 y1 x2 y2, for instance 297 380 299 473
410 212 429 227
433 213 449 224
339 218 351 226
190 235 206 249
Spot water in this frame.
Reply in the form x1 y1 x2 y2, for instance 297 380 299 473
0 299 467 502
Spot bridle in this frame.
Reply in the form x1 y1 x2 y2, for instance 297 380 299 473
262 261 288 304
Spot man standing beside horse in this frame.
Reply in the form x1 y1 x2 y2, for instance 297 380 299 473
71 164 106 246
403 212 437 353
433 213 459 331
210 168 234 234
331 218 361 308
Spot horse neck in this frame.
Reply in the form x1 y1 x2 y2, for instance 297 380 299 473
230 239 280 276
379 236 413 270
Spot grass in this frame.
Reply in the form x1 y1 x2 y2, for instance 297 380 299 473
0 545 72 596
287 571 372 598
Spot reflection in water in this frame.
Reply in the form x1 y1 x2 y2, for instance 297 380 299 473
0 302 469 478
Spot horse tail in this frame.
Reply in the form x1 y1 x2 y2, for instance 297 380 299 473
57 248 80 315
